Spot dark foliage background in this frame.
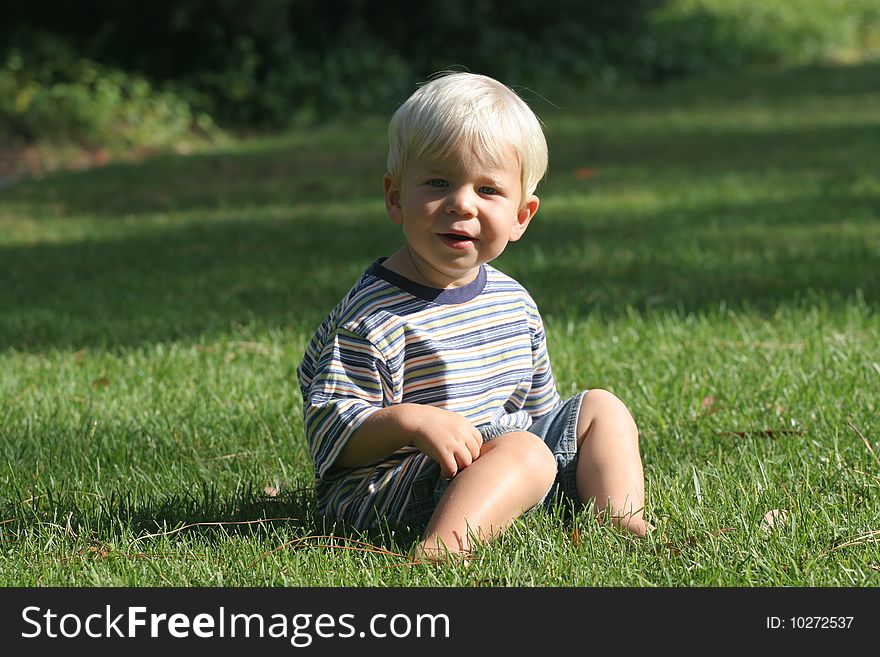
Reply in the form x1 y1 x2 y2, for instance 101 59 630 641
2 0 662 127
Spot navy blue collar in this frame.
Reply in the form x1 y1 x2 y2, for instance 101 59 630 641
367 258 487 304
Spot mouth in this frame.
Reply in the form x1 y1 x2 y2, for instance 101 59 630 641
438 232 477 249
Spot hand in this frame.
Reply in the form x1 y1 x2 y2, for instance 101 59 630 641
407 406 483 479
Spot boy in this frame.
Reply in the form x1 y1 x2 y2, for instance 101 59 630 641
297 72 650 559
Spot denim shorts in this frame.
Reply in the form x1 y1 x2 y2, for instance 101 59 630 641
396 391 587 530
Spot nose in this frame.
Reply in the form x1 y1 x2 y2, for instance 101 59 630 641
444 186 477 217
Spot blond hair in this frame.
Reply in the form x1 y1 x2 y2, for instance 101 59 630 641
387 72 548 204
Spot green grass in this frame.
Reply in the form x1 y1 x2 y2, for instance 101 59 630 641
1 63 878 586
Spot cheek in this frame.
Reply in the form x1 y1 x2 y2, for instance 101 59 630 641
488 214 521 240
409 200 443 221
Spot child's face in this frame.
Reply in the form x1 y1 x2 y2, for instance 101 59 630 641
384 142 539 288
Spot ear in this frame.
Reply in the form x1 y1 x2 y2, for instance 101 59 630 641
509 195 539 242
384 174 403 225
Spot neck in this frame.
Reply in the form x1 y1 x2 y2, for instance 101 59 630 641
382 245 479 289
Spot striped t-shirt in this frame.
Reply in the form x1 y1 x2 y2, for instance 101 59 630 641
297 258 561 529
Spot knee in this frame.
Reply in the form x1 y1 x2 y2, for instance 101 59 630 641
485 431 557 492
579 389 639 442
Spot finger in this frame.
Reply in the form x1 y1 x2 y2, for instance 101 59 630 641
467 432 482 461
472 428 484 457
454 447 473 471
438 453 458 479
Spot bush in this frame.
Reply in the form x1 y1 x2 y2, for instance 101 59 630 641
0 35 215 150
0 0 663 129
187 32 414 127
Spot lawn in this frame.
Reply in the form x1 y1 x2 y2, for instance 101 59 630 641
1 63 878 586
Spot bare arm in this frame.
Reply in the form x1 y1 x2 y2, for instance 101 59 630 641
336 403 483 478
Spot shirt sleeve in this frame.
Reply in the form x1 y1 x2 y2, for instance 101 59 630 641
301 326 387 479
524 304 562 420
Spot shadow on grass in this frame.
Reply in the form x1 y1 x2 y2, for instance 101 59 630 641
108 485 319 544
0 213 389 349
4 483 424 557
510 192 879 318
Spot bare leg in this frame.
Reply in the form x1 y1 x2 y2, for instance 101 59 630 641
417 431 557 560
576 389 652 536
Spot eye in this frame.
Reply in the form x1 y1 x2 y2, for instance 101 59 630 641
426 179 449 188
478 186 499 195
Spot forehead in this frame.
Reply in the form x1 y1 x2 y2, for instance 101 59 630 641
410 141 521 180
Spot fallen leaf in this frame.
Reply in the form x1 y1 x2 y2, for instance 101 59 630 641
263 486 279 497
92 376 109 389
710 527 736 537
572 525 581 547
93 148 110 167
761 509 789 533
698 396 723 417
